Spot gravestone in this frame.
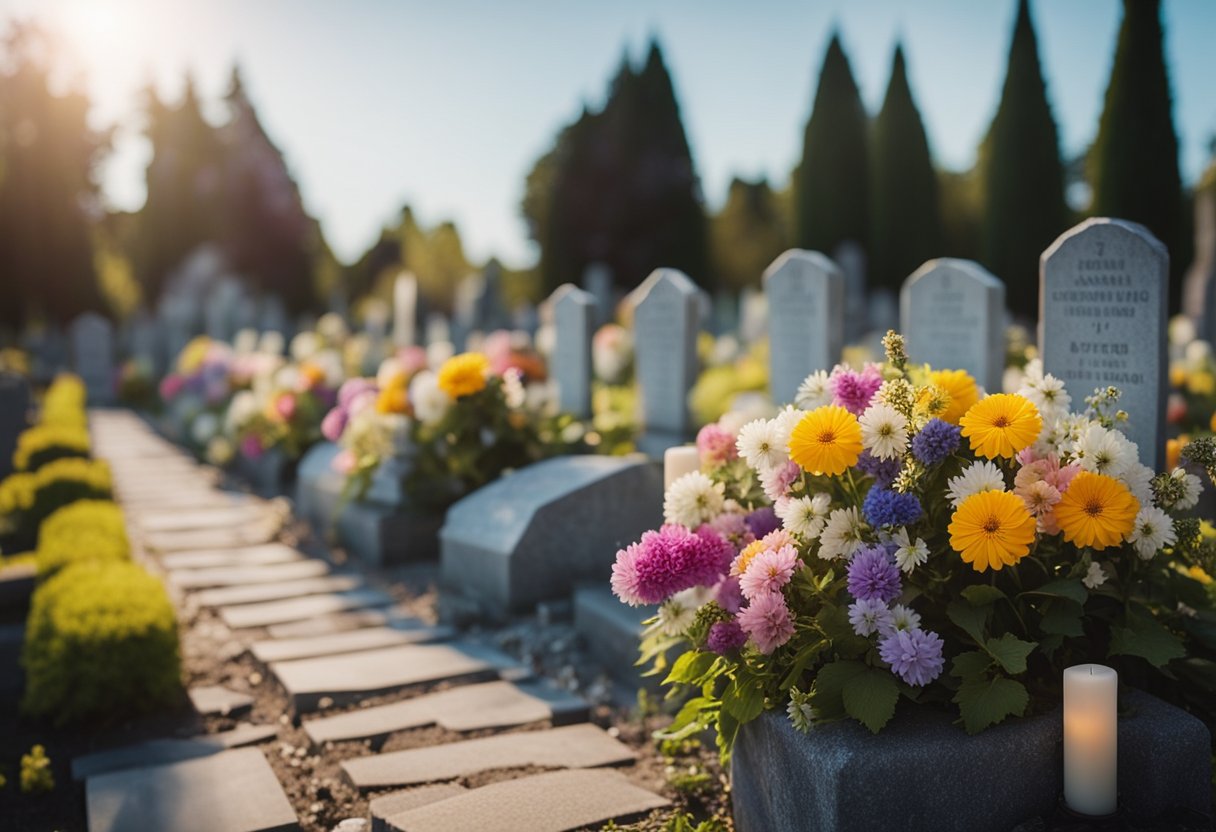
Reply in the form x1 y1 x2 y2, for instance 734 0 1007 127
159 294 195 372
552 284 595 419
1183 179 1216 340
70 312 116 406
834 240 869 343
582 262 615 327
1040 218 1168 470
764 250 845 405
901 258 1006 393
0 372 31 480
204 277 243 343
629 269 701 456
392 272 418 348
127 310 163 378
295 441 344 531
738 286 767 345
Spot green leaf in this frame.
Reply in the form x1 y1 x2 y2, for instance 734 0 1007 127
779 639 826 691
817 604 870 659
663 651 717 685
984 633 1036 675
951 650 994 680
841 668 900 733
954 675 1029 734
1022 578 1088 605
1109 610 1187 668
810 659 868 720
961 585 1006 606
656 696 715 742
721 676 765 723
947 600 989 645
1038 600 1085 637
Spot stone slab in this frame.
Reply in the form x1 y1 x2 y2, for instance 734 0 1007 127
271 642 526 714
382 769 669 832
72 724 277 780
265 607 429 639
194 575 362 608
170 559 331 590
160 543 305 571
86 747 298 832
137 505 277 533
371 784 468 832
221 589 394 630
146 524 279 553
341 723 634 789
188 685 254 717
252 624 452 664
573 586 658 692
295 441 345 531
336 502 444 567
303 680 588 746
764 249 844 405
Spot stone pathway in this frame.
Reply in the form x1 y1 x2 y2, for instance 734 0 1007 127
83 411 669 832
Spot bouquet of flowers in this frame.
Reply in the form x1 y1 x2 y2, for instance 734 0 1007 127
1166 318 1216 448
613 332 1216 754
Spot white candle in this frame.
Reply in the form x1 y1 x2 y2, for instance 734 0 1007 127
1063 663 1118 816
664 445 701 489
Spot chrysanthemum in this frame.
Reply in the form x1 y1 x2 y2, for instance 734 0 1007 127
1082 561 1108 590
859 403 909 460
409 370 451 425
829 364 884 415
760 461 801 502
715 575 744 613
946 460 1007 508
740 545 800 600
929 369 979 425
846 546 902 603
1128 505 1176 559
744 507 780 539
776 492 831 539
696 423 738 466
436 352 490 399
1121 463 1155 506
610 525 733 606
863 488 922 528
848 598 893 637
736 418 787 474
891 527 929 573
706 619 747 654
651 586 713 636
1170 468 1203 511
1053 471 1139 551
737 591 795 654
663 471 726 529
1074 424 1136 478
948 490 1038 572
818 506 866 560
880 603 922 636
731 539 767 578
856 450 902 487
1018 370 1071 418
959 394 1042 459
788 406 863 476
911 418 962 466
879 628 945 686
795 370 833 411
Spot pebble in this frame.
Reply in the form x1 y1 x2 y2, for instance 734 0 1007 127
332 820 368 832
318 696 334 709
249 671 263 685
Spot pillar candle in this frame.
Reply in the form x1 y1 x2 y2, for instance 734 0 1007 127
1063 663 1118 816
664 445 700 489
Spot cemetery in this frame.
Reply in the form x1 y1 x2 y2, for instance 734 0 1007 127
0 1 1214 831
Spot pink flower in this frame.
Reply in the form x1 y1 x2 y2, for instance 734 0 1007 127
696 423 738 466
760 529 796 552
275 393 297 421
1015 454 1079 495
739 545 799 600
332 449 356 475
1018 480 1063 533
321 406 348 442
397 345 429 375
737 591 795 654
159 374 184 401
830 363 883 415
706 511 751 546
610 525 734 606
761 461 800 502
240 434 265 460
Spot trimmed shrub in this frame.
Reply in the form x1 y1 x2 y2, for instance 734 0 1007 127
35 500 129 577
22 561 181 724
40 375 88 429
0 458 112 551
13 424 91 473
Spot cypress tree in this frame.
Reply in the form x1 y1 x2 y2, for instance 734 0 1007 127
794 31 869 255
870 43 941 291
980 0 1067 320
711 177 788 290
1089 0 1184 310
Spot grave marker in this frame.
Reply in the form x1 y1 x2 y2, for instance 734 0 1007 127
70 312 115 405
630 269 700 453
392 271 418 348
764 250 844 405
552 284 595 418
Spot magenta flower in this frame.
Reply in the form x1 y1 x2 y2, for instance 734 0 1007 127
739 545 799 600
714 575 744 613
879 628 945 686
240 434 265 460
696 423 738 466
737 591 795 654
610 525 733 606
159 373 184 401
321 406 348 442
830 363 883 415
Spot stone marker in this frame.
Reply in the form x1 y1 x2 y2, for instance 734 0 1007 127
1041 218 1168 470
0 372 30 480
160 544 304 571
72 724 277 781
170 559 330 590
220 588 394 630
187 685 254 717
70 312 116 405
552 284 595 418
86 747 297 832
573 586 657 691
630 269 700 455
251 623 452 664
393 272 418 348
341 723 634 789
192 575 362 608
371 784 469 832
900 258 1006 393
582 261 615 327
382 769 670 832
439 456 663 618
295 441 344 531
302 679 588 746
764 249 845 405
1183 178 1216 340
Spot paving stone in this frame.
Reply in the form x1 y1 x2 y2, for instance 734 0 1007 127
86 747 298 832
342 723 633 789
370 784 468 832
194 575 363 607
265 607 424 639
188 685 254 717
251 624 452 664
382 769 669 832
137 505 277 533
72 724 278 780
170 559 331 590
221 588 395 630
145 524 279 553
160 543 305 571
272 642 526 713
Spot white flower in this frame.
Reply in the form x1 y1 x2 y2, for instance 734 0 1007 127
501 368 526 409
848 598 892 636
1018 371 1071 418
1083 562 1108 590
663 471 725 528
776 493 831 540
233 329 259 354
880 604 922 635
316 312 348 344
771 406 805 451
787 688 817 733
258 330 285 356
190 412 219 445
891 527 929 573
290 331 321 361
859 402 908 460
376 357 405 388
736 418 787 474
1121 463 1155 507
1177 601 1198 618
1170 468 1203 511
649 586 712 637
408 370 451 425
795 370 833 410
946 460 1006 508
1128 506 1176 559
818 507 865 560
1074 423 1135 478
225 390 259 433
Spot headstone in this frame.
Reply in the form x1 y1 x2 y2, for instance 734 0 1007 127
0 372 31 479
70 312 116 405
1183 180 1216 340
901 258 1006 393
582 262 615 326
629 269 701 455
204 277 243 343
551 285 595 419
764 250 845 405
392 272 418 348
1040 218 1168 470
295 441 344 531
834 240 869 343
738 287 767 345
425 313 451 346
159 294 194 372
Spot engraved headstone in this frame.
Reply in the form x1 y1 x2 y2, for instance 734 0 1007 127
70 312 115 405
901 258 1006 393
392 272 418 348
630 269 700 453
1040 218 1168 470
765 250 845 405
552 285 595 419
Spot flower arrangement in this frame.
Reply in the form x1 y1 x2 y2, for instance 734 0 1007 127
1165 319 1216 457
614 332 1216 754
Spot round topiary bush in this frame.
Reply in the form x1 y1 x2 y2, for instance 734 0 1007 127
12 424 91 473
0 457 113 551
35 500 130 576
22 561 181 725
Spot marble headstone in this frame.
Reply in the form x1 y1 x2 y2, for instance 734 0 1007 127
629 269 701 454
393 272 418 348
764 250 845 405
901 258 1006 393
1040 218 1168 470
69 312 115 405
0 372 31 479
552 285 595 419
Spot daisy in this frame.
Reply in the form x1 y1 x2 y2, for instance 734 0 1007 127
1082 562 1108 590
1120 463 1155 507
928 369 979 425
1171 468 1203 511
663 471 726 529
818 506 866 560
736 418 787 474
788 406 864 476
1054 471 1139 550
891 527 929 573
1128 505 1176 559
1073 423 1134 478
775 493 831 539
771 405 806 450
649 586 714 637
859 403 909 460
795 370 833 411
959 394 1043 459
1019 371 1071 418
881 603 923 635
946 460 1007 508
948 490 1038 572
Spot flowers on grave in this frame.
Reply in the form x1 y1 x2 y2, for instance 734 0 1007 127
592 323 633 385
614 334 1216 754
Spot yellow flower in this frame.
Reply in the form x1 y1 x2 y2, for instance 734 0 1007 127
959 394 1042 459
929 369 979 425
1167 437 1187 470
948 490 1037 572
299 362 327 390
731 540 766 577
1053 471 1139 550
788 405 863 476
1186 564 1212 586
437 353 490 399
375 386 410 415
914 384 951 421
1169 365 1187 388
177 336 212 374
1188 371 1215 396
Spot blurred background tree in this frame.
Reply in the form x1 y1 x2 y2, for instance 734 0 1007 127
711 177 787 291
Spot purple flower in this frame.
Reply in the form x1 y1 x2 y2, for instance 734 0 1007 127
707 512 749 543
863 487 922 528
706 619 747 654
610 525 733 606
737 591 795 654
338 378 378 409
848 598 893 637
847 546 902 603
240 434 264 460
830 363 883 415
321 406 348 442
744 507 779 539
856 450 902 488
880 628 945 686
911 418 962 466
715 575 744 613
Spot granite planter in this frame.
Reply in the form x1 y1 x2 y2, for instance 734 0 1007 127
295 441 345 532
235 448 296 497
731 689 1211 832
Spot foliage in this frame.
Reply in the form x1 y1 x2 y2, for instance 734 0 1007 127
347 207 475 313
35 500 130 577
12 425 90 473
710 178 788 291
18 745 53 794
40 375 88 428
0 457 113 552
23 561 181 725
689 348 769 427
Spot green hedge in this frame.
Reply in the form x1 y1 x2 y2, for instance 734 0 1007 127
0 457 112 552
35 500 130 576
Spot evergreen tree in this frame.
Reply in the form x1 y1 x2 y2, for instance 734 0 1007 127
711 177 788 290
794 32 869 255
870 43 941 291
980 0 1067 320
1089 0 1185 311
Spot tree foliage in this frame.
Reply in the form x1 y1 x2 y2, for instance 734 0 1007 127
711 177 788 291
346 206 473 313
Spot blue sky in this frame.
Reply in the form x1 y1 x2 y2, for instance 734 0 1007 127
4 0 1215 268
